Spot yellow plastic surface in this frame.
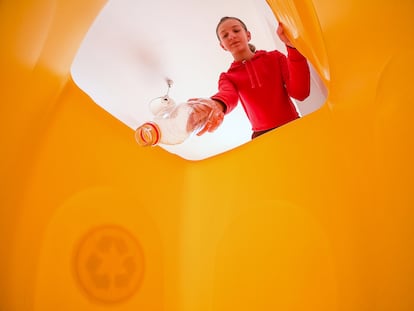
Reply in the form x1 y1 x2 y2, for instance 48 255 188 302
1 0 414 310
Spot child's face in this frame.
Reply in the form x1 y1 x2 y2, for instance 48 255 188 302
217 19 251 55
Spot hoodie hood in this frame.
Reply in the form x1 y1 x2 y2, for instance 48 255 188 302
228 50 267 89
229 50 267 69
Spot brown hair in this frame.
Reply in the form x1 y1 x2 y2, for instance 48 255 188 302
216 16 256 52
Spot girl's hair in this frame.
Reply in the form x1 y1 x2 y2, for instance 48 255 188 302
216 16 256 52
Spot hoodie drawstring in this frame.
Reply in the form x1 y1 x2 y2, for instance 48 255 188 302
242 59 262 88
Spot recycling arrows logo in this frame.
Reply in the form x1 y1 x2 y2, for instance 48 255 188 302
73 225 145 304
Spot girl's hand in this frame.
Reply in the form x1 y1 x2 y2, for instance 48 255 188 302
277 22 295 48
187 98 225 136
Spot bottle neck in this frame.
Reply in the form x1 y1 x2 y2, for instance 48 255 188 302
135 122 161 146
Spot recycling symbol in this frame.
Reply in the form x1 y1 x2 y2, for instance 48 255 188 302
74 225 145 304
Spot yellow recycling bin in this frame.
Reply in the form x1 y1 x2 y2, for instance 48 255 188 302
1 0 413 310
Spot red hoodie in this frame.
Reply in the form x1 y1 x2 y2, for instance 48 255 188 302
211 46 310 132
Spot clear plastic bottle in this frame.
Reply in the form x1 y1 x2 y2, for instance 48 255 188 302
135 96 212 146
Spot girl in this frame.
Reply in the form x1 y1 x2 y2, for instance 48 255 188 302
190 16 310 139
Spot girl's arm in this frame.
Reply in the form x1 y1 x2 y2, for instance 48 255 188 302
194 73 239 136
283 47 310 101
277 23 311 100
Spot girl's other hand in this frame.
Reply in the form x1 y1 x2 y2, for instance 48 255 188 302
277 22 295 48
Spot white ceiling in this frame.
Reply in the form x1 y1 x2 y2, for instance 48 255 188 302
71 0 325 160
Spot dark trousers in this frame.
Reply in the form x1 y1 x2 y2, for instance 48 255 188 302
251 128 275 139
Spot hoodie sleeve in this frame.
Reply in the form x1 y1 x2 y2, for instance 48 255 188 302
280 46 310 101
210 72 239 114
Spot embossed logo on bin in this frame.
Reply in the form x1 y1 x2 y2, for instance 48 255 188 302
74 225 145 304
